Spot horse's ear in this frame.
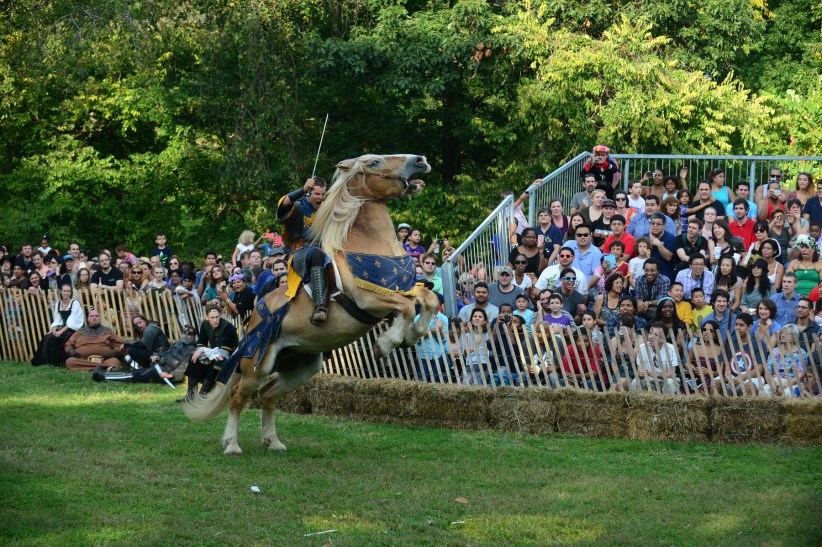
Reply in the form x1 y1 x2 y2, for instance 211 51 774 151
336 159 356 171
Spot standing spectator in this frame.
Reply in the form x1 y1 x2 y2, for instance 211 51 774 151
549 198 570 236
579 145 621 199
150 233 173 267
90 252 124 291
534 207 563 266
569 173 598 215
488 266 518 310
708 168 735 209
419 253 443 294
687 180 726 221
726 181 758 219
231 230 255 268
728 199 757 248
15 242 34 274
507 227 547 276
758 180 787 221
647 214 676 281
579 189 606 227
145 266 171 293
788 172 815 206
627 180 645 210
403 229 427 262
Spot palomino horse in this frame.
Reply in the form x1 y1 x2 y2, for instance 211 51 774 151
185 154 439 455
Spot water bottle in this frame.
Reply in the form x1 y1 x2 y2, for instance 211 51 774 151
433 235 440 254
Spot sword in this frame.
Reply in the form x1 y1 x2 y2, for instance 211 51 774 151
310 113 329 179
155 364 176 389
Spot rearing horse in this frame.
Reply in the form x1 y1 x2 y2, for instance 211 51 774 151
184 154 439 455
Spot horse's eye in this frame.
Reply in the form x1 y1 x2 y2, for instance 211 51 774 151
370 159 380 167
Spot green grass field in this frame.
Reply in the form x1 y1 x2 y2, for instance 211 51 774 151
1 361 821 546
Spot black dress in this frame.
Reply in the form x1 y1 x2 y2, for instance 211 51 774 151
31 309 75 367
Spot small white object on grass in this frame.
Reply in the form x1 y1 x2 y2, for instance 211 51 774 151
250 485 261 494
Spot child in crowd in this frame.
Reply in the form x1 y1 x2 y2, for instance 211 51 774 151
513 293 534 334
668 282 693 329
544 294 572 332
580 311 603 345
151 233 173 267
677 190 690 234
231 230 254 267
37 236 52 256
690 287 713 327
116 244 139 267
608 241 630 279
403 229 427 262
627 181 645 210
628 237 651 288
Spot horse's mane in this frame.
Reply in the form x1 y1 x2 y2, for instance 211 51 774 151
308 156 372 255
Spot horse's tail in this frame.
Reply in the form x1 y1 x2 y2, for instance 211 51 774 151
183 371 237 422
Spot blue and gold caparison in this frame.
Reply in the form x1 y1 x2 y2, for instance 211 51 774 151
346 252 417 297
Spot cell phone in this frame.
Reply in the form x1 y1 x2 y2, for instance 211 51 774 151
537 235 545 247
645 171 652 178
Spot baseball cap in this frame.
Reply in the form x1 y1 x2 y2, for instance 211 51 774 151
63 255 75 261
498 266 513 276
268 246 285 256
602 199 616 208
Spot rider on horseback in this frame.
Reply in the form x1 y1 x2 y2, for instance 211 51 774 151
277 177 332 326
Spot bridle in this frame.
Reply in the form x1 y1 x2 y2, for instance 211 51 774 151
356 166 419 203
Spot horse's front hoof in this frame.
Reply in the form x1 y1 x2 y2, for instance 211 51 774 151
262 438 288 452
223 444 243 456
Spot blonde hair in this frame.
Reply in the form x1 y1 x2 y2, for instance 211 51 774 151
238 230 255 245
309 158 371 255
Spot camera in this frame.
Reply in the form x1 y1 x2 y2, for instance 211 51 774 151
645 171 653 178
436 238 444 245
500 315 511 324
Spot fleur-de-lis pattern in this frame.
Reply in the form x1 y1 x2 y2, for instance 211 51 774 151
346 252 417 293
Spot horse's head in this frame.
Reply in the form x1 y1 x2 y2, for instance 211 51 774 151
336 154 431 201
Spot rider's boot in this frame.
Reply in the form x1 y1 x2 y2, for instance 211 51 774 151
309 265 330 327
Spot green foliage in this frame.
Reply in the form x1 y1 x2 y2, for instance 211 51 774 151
0 0 819 256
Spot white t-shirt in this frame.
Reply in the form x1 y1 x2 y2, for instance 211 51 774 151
534 265 588 295
629 257 648 284
628 196 646 210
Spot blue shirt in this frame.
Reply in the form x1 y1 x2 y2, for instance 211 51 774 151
563 240 603 279
701 310 732 340
725 199 758 219
650 231 677 281
771 292 800 326
803 198 822 223
627 212 678 238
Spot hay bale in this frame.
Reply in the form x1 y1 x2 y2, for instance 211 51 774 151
308 374 359 417
404 383 494 430
353 379 418 423
626 393 711 442
710 396 783 443
782 399 822 445
277 383 312 414
489 387 557 435
552 389 629 438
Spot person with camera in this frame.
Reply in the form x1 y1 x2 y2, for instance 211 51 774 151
578 145 621 200
758 180 788 221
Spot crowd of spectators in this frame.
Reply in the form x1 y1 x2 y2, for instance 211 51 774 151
3 150 822 397
397 148 822 397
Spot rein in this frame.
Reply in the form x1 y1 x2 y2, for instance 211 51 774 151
357 169 416 202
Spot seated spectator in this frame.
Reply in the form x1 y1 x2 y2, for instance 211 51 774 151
627 196 677 238
686 320 724 394
647 213 676 281
222 273 255 317
725 313 770 395
555 268 586 323
23 270 46 295
601 214 635 258
64 308 125 371
675 254 714 302
74 267 92 296
569 174 597 215
668 282 693 330
534 246 587 297
608 314 639 391
167 268 182 290
738 259 774 315
752 298 782 343
459 308 492 386
565 212 586 242
123 315 170 368
513 292 534 333
593 272 624 335
634 258 670 320
767 324 807 397
790 297 819 354
632 321 681 395
563 223 603 280
396 223 411 245
175 272 199 302
549 198 570 235
786 234 822 297
654 296 688 345
700 289 732 339
508 227 547 276
458 282 499 324
726 182 758 219
709 219 746 267
687 180 726 221
627 180 645 209
115 244 139 267
661 196 682 235
31 284 84 367
543 293 573 332
94 324 198 386
560 327 604 390
510 253 534 292
31 251 48 279
627 237 651 288
181 304 239 400
758 180 787 221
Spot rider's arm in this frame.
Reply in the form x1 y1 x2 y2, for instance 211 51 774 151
279 179 316 211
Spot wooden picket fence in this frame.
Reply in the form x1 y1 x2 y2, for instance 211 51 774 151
2 287 820 398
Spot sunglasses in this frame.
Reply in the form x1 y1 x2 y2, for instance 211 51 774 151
559 254 573 259
576 233 591 237
131 271 142 275
499 272 512 276
755 228 767 232
514 260 527 265
424 261 437 265
561 276 576 281
615 197 627 201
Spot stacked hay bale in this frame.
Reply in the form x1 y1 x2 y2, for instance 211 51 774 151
626 394 712 442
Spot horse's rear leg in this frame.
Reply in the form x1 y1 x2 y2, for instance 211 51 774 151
259 355 323 451
221 373 259 456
